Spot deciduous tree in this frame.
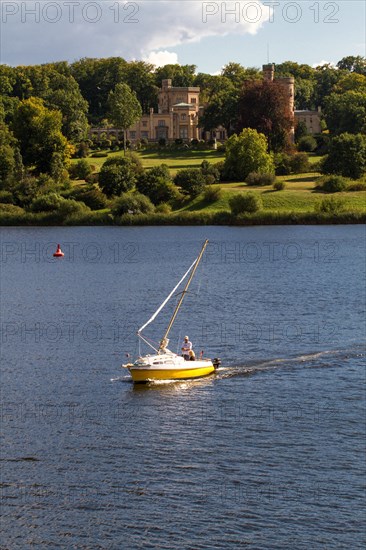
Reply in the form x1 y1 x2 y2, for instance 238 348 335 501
107 83 142 153
224 128 274 181
237 80 294 152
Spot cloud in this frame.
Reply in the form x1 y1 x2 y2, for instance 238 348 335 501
143 50 179 67
1 1 271 65
312 60 337 68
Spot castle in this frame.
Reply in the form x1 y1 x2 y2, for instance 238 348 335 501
90 64 320 143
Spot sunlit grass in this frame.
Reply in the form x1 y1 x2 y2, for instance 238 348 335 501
69 149 365 216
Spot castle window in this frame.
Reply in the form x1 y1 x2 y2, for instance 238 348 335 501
141 131 149 139
191 98 197 104
158 120 165 127
129 131 136 139
142 120 147 127
180 127 188 139
181 114 187 120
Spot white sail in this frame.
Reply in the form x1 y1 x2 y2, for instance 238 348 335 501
137 257 198 334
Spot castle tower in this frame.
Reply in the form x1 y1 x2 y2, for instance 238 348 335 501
263 63 275 81
263 64 295 142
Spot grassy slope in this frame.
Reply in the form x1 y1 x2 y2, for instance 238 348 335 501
73 149 366 215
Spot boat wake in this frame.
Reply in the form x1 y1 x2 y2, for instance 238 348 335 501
216 344 365 380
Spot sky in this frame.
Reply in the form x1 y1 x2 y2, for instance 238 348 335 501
0 1 365 72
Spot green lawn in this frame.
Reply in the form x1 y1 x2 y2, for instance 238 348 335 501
77 147 224 173
72 149 365 216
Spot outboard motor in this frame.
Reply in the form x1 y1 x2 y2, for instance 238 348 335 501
213 358 221 369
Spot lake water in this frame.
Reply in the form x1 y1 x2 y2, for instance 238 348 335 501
1 225 365 549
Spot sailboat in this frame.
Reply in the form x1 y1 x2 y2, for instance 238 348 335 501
123 239 221 383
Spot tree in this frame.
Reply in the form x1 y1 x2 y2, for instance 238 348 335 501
154 64 197 87
108 83 142 153
136 164 179 204
71 57 128 121
199 77 239 136
174 168 206 198
324 91 366 135
314 64 346 108
98 157 138 196
224 128 274 181
237 80 294 152
124 61 158 113
12 97 70 174
321 133 366 179
337 56 366 75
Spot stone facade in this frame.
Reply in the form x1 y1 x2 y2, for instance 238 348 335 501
295 109 322 134
128 79 201 142
90 65 321 144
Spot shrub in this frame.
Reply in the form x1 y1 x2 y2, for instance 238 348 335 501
0 190 14 204
274 153 292 175
158 138 166 147
122 152 144 176
85 172 99 185
315 196 346 214
175 138 183 145
228 192 262 215
295 121 308 142
174 168 206 198
136 164 178 204
298 135 317 152
155 202 172 213
56 198 90 218
246 172 276 186
69 187 108 210
314 134 330 156
99 156 141 197
111 192 155 216
321 133 366 179
203 186 222 203
347 182 366 192
214 161 226 181
318 175 347 193
273 181 286 191
69 159 93 180
190 139 199 147
75 141 90 158
30 193 63 212
289 152 310 174
200 160 220 184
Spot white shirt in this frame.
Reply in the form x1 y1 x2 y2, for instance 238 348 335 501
182 339 192 356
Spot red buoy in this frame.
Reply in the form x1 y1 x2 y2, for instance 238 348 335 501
53 244 64 258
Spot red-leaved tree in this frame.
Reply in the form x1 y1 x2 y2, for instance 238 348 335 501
237 80 294 152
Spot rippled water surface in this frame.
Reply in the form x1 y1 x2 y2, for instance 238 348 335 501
1 225 365 549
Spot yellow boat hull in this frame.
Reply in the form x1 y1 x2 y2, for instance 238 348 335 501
128 364 216 383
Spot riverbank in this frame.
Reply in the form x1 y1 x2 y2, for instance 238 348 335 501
1 208 365 226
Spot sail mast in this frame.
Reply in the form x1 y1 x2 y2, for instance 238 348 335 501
159 239 209 351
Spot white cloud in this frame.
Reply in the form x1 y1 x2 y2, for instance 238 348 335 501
143 50 179 67
312 60 337 68
1 1 271 65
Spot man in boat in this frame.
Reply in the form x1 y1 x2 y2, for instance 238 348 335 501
182 336 193 360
